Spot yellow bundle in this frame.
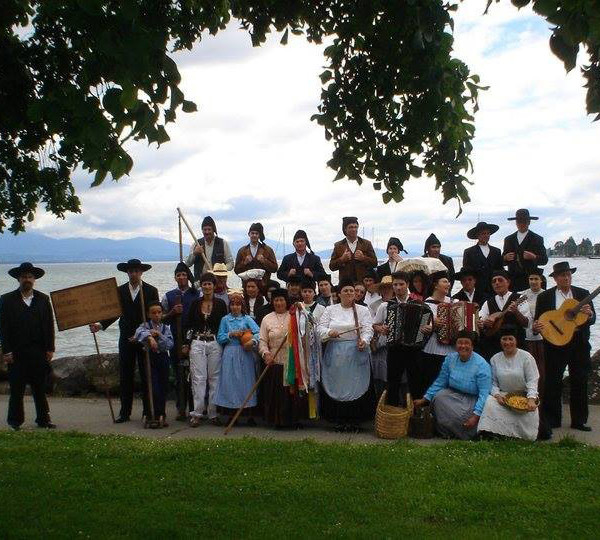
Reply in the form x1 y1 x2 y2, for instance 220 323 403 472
506 395 529 411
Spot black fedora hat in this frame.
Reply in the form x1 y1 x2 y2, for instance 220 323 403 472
117 258 152 273
549 261 577 277
455 267 477 281
508 208 538 221
8 262 45 280
467 221 500 240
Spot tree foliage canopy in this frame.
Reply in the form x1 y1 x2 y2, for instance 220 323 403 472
1 0 599 233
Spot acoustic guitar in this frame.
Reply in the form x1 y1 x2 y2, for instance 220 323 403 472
483 295 529 337
539 285 600 347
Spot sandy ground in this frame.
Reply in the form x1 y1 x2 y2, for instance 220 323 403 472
1 395 599 445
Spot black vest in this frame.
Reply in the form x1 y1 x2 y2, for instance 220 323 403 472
193 236 225 279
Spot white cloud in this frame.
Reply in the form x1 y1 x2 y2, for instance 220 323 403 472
25 8 600 256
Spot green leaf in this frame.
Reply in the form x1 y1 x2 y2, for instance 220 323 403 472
155 126 170 145
91 169 107 187
549 31 578 72
120 86 137 109
280 28 289 45
382 192 393 204
319 70 333 84
182 100 197 113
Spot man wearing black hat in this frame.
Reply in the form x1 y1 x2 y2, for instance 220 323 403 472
533 262 595 434
423 233 455 288
1 263 55 430
185 216 234 281
377 237 407 280
452 267 488 307
478 269 530 360
462 222 503 295
277 230 325 282
330 217 377 284
502 209 548 292
90 259 159 423
234 223 278 285
160 262 200 420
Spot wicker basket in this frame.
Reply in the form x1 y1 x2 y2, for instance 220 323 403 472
375 390 413 439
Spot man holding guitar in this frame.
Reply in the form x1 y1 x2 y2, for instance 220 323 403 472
478 270 530 360
533 262 596 435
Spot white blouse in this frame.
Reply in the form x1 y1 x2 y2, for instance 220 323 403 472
422 296 455 357
318 303 374 343
490 348 539 399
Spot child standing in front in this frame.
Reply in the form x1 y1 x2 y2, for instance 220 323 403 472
135 302 173 427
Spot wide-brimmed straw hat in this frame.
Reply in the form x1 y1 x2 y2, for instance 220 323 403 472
8 262 45 279
211 263 229 277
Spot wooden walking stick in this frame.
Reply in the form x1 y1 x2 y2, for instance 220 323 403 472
139 281 158 428
178 213 184 263
176 207 212 271
92 332 116 423
224 333 289 435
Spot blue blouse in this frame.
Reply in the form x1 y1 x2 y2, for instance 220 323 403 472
217 314 260 346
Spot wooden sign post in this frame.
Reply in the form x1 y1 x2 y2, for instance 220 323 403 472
51 278 122 422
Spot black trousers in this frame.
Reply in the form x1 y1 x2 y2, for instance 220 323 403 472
118 339 150 418
542 339 591 427
386 345 419 406
415 352 445 400
7 352 50 427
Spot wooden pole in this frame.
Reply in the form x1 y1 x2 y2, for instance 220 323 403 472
178 213 184 263
92 332 116 423
176 207 212 271
224 333 289 435
139 281 156 425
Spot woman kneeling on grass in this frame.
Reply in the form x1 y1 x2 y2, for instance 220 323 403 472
478 326 539 441
215 290 261 426
318 279 375 433
414 330 492 440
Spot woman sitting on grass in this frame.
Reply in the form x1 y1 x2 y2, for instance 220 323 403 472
478 326 539 441
215 290 260 426
414 330 492 440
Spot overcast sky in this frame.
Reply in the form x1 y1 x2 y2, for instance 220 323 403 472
27 3 600 256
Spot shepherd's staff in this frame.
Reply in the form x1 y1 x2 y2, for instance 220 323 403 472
176 207 212 271
175 213 187 419
178 213 184 262
91 332 116 423
139 281 158 428
224 333 289 435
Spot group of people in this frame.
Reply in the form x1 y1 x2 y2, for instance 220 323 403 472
1 209 596 442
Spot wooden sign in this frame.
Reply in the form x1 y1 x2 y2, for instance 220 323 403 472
51 278 122 331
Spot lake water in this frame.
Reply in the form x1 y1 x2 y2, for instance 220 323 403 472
1 258 599 356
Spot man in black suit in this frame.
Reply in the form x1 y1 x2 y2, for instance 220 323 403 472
452 267 488 307
533 262 595 436
462 222 503 295
376 237 408 280
503 209 548 292
1 262 56 430
90 259 159 423
277 230 325 282
423 233 455 288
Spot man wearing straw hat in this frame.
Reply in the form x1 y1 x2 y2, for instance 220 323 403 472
1 262 55 430
185 216 234 280
90 259 159 423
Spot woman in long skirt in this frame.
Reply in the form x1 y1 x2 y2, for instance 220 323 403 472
215 291 260 425
318 279 375 432
259 288 307 429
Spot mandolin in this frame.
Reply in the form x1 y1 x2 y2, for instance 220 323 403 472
539 285 600 347
483 295 529 337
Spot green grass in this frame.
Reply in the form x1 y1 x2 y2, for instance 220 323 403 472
0 433 599 538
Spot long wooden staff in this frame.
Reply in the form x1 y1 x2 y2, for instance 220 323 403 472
175 213 186 417
92 332 116 423
178 213 184 262
139 281 156 425
224 332 289 435
177 207 212 271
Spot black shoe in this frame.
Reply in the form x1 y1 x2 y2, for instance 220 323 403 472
37 422 56 429
175 413 187 422
334 424 345 433
550 421 561 429
115 416 130 424
247 417 257 427
571 423 592 432
537 429 552 441
8 424 20 431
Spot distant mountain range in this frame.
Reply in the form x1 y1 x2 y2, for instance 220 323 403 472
0 232 399 263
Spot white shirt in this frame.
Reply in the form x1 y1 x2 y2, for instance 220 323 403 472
250 243 259 257
185 237 234 273
521 288 543 341
296 252 306 266
387 259 401 273
555 288 573 309
463 289 475 302
346 237 358 253
248 297 257 318
480 292 530 321
128 282 140 301
318 303 374 343
516 230 529 244
479 244 490 257
21 293 33 307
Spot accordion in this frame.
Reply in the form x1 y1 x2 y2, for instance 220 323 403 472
436 301 479 345
385 302 433 348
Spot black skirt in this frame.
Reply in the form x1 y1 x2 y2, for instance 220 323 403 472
262 364 308 427
319 378 376 424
